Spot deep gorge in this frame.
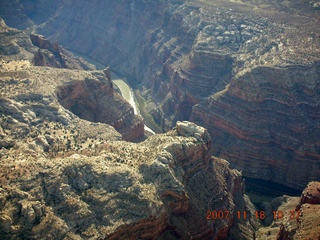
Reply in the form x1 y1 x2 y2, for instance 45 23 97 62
1 0 320 239
2 0 320 190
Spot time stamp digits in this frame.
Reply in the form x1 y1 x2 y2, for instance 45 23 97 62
206 210 301 220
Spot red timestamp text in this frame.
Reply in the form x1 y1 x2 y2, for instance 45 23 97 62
206 210 301 220
206 210 230 220
254 210 301 220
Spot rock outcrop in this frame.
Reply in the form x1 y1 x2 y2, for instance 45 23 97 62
0 19 144 142
0 118 255 239
30 34 66 68
255 182 320 240
3 0 318 189
300 181 320 205
0 0 319 239
0 19 257 239
56 73 144 141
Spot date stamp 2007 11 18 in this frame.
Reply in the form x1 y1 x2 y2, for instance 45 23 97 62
206 210 301 220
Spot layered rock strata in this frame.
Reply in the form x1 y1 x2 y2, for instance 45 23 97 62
255 181 320 240
0 19 257 239
30 34 66 68
56 74 144 141
0 119 255 239
4 0 318 189
0 19 144 142
190 62 320 190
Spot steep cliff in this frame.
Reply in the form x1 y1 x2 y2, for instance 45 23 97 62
1 0 320 200
1 1 320 237
56 73 144 141
0 18 144 141
255 181 320 240
191 62 320 190
0 118 256 239
0 19 258 239
13 0 318 190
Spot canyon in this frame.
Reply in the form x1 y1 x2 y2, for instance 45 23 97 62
2 0 318 190
0 0 320 239
0 18 256 239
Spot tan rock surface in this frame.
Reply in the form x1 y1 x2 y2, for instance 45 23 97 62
2 0 319 191
0 19 256 239
300 181 320 205
0 118 256 239
256 182 320 240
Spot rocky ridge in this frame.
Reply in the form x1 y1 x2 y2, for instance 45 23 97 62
0 19 257 239
0 19 144 142
0 119 256 239
16 0 320 190
0 1 318 239
255 181 320 240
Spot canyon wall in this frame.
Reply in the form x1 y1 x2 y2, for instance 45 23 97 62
191 62 320 190
1 0 320 189
1 3 320 238
0 19 144 142
256 181 320 239
0 19 257 239
56 74 144 141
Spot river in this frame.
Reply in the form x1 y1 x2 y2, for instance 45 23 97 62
70 50 156 135
112 74 155 135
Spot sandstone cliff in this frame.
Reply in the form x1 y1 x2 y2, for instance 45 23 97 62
0 119 256 239
190 62 320 190
0 19 257 239
1 4 320 238
12 0 318 190
56 72 144 141
255 181 320 240
0 19 144 142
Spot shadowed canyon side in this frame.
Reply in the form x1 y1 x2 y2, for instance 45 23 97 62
190 63 320 190
56 74 144 142
255 181 320 239
21 0 319 190
1 0 320 238
0 18 258 239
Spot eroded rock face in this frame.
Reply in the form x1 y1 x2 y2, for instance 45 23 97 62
300 181 320 205
56 73 144 141
0 20 144 142
1 1 320 237
255 182 320 240
0 19 256 239
0 120 255 239
30 34 66 68
5 0 318 190
191 62 320 190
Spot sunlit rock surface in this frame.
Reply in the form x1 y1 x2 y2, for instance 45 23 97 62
5 0 318 190
256 181 320 240
0 19 256 239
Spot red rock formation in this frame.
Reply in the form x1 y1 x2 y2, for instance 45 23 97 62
276 181 320 240
56 74 144 141
191 62 320 190
106 214 168 240
30 34 66 68
102 122 255 239
25 0 319 191
30 34 60 55
3 0 320 193
0 20 257 239
300 181 320 205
